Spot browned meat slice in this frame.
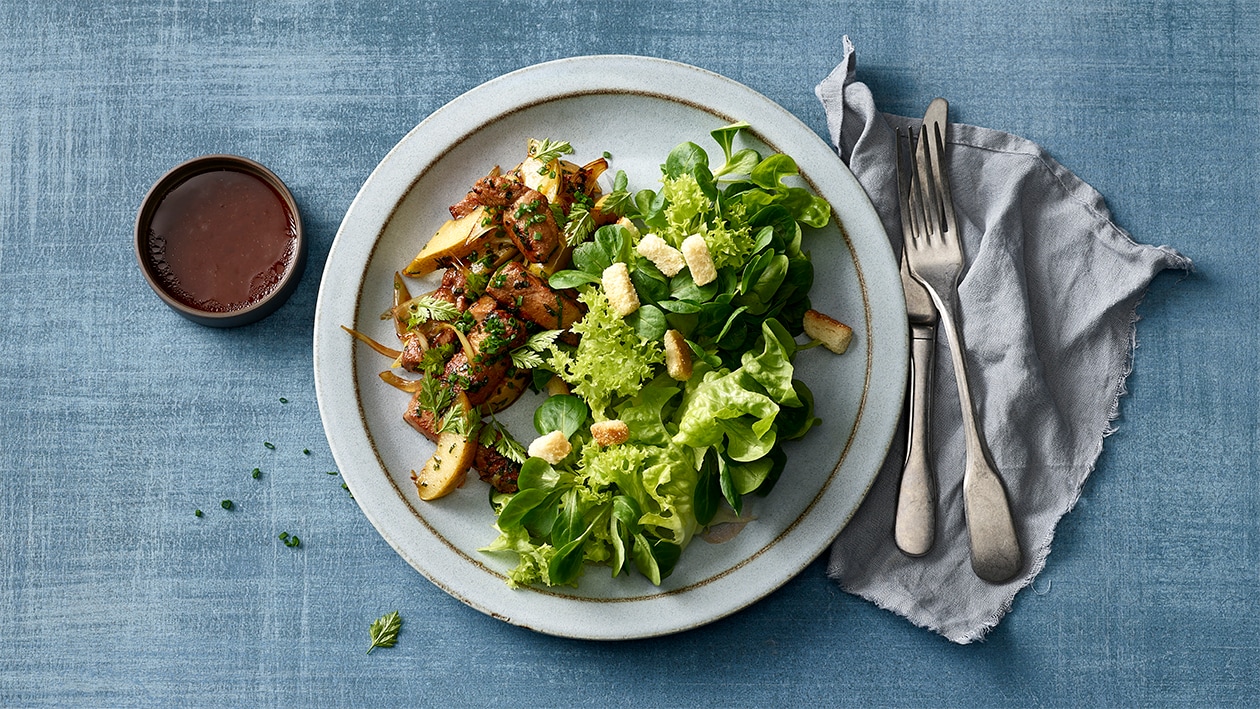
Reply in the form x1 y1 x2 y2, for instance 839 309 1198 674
432 267 473 312
441 350 510 407
467 294 496 322
503 189 561 264
486 261 584 334
447 174 559 264
448 192 481 220
403 390 520 493
469 309 530 359
473 433 521 493
449 175 525 218
448 167 512 218
396 332 429 373
403 397 442 440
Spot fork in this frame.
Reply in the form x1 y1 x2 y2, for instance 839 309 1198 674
903 98 1023 584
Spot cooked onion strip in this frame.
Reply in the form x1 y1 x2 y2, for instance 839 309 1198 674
379 370 427 393
390 272 412 337
434 321 476 363
341 325 402 360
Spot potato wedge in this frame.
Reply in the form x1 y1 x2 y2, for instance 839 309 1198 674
536 242 574 277
519 156 562 202
403 206 497 277
412 393 478 501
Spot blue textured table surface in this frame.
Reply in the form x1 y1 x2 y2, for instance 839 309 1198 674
2 1 1254 706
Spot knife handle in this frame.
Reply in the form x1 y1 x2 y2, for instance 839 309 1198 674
895 329 937 557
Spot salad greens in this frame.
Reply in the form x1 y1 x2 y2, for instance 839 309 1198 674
482 122 831 588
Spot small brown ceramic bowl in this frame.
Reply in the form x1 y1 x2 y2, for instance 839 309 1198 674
135 155 306 327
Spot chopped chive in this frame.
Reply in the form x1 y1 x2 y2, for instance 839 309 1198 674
279 532 289 541
303 449 311 455
279 397 289 403
195 509 203 517
264 442 276 450
326 471 339 476
602 150 612 159
286 535 301 548
252 467 262 479
221 500 233 510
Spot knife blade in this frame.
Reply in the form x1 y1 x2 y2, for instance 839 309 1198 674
894 129 939 557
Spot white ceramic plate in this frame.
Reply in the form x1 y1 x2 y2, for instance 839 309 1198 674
313 56 907 640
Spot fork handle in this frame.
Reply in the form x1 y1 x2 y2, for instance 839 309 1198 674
895 326 937 557
931 289 1023 584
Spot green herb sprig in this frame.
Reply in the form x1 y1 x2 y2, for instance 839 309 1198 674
527 138 573 166
367 610 402 654
399 295 462 330
508 329 561 370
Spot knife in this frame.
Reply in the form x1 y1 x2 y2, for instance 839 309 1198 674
894 130 939 557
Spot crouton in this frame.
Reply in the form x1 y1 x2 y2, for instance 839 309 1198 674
636 233 685 277
590 419 630 447
681 234 716 286
616 216 640 241
601 262 640 317
527 430 572 465
803 309 853 354
663 329 693 381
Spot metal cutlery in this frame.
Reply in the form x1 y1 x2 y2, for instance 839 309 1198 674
903 98 1023 583
894 128 938 558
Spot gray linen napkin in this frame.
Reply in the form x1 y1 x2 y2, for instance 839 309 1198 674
818 37 1191 643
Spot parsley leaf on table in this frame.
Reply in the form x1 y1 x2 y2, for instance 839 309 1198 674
367 610 402 654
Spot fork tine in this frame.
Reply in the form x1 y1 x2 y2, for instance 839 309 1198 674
912 122 941 243
923 118 958 244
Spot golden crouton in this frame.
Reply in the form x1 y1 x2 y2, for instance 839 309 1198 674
601 262 640 317
636 233 685 277
590 419 630 447
803 309 853 354
681 234 717 286
663 329 693 381
528 430 572 465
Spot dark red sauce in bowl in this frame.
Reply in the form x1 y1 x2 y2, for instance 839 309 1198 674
136 155 305 327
